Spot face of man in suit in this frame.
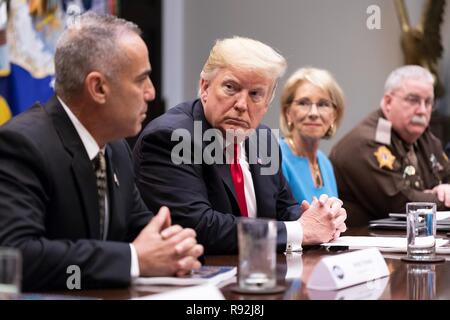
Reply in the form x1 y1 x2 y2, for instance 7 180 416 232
199 67 275 137
102 33 155 139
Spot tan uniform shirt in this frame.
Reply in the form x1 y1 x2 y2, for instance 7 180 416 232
330 110 450 227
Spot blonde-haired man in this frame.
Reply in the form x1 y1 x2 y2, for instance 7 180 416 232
134 37 347 254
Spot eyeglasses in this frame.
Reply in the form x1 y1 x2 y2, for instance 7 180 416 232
291 98 334 114
391 93 434 110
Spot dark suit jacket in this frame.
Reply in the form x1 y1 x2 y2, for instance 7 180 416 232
133 99 300 254
0 97 152 290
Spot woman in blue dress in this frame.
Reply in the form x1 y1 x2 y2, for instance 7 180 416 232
279 68 345 203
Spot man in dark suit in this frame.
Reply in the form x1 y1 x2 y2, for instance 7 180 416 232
0 12 202 291
133 37 347 255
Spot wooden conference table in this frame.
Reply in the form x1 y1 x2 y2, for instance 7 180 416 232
47 227 450 300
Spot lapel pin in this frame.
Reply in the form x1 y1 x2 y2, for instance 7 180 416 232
403 165 416 176
114 173 120 187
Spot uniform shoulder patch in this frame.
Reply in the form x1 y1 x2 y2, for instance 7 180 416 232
375 118 392 145
374 146 396 170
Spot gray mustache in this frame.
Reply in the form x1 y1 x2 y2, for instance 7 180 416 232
410 115 428 126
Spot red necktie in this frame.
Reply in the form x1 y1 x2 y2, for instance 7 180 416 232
230 143 248 217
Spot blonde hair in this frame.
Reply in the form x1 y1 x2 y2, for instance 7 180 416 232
199 36 287 97
280 67 345 139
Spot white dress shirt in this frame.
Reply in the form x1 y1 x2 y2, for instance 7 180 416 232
225 139 303 252
58 97 140 277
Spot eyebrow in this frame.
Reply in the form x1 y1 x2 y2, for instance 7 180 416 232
406 93 433 100
135 69 152 80
222 77 269 92
294 97 330 101
222 77 239 85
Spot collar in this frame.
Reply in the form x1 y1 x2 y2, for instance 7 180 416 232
57 96 104 160
224 139 246 162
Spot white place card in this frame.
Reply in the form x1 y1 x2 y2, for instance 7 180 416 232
307 248 389 291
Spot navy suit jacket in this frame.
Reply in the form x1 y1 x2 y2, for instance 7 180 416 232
0 96 152 290
133 99 300 254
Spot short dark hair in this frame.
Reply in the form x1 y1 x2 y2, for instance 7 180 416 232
54 12 141 99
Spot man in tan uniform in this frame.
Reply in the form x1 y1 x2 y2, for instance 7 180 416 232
330 65 450 227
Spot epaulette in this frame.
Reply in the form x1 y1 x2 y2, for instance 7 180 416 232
374 117 391 145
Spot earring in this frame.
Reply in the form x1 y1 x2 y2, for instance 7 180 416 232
325 123 335 138
287 121 293 130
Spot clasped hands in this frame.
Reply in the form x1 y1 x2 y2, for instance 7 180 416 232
298 194 347 244
132 206 204 277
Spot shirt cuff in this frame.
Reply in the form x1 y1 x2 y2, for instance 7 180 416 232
129 244 140 278
284 221 303 253
285 252 304 280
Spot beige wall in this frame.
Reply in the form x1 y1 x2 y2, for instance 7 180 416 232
163 0 450 153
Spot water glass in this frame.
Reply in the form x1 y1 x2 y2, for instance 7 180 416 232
406 202 436 260
0 247 21 300
237 218 277 291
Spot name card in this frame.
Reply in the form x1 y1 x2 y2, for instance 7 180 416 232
307 248 389 291
308 276 389 300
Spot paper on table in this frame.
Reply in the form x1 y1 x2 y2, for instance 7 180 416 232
132 284 225 300
437 211 450 221
389 211 450 221
322 236 449 253
133 266 236 287
134 276 237 293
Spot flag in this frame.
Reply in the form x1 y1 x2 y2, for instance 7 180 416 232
1 0 120 122
0 74 12 125
0 95 12 125
0 0 11 125
5 64 54 115
3 0 64 117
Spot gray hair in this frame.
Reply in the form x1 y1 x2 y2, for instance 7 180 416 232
384 65 434 93
199 36 287 97
54 12 141 99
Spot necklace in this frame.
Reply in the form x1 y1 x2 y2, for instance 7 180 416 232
310 161 323 188
286 137 323 188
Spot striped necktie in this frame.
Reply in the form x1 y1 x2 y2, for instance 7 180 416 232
93 151 107 240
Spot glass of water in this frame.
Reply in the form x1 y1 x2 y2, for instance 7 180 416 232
0 247 21 300
406 202 436 261
237 218 277 292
